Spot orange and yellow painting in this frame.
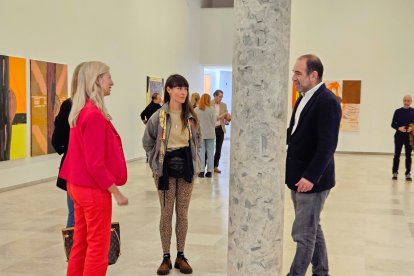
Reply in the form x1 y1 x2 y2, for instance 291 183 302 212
292 80 342 107
291 81 300 108
324 81 341 99
0 55 27 161
30 60 68 156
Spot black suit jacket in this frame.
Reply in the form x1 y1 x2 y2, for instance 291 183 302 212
285 84 341 193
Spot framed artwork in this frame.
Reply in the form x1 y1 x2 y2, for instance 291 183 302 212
0 55 27 161
30 59 68 156
146 76 164 105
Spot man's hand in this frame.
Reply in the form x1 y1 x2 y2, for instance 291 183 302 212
398 126 407 132
295 177 314 193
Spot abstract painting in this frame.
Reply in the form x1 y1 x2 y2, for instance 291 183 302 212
146 76 164 105
30 60 68 156
0 55 27 161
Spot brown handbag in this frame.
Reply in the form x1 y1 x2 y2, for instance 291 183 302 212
61 222 121 265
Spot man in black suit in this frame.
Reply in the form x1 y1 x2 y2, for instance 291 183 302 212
286 54 341 276
140 92 162 124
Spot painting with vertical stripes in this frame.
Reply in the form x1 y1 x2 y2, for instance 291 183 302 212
30 60 68 156
0 55 27 161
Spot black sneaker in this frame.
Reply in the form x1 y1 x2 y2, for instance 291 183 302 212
392 173 398 180
406 173 412 181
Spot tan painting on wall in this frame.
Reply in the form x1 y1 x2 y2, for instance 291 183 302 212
341 80 361 131
30 60 68 156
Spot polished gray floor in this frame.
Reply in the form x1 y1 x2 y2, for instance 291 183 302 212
0 141 413 275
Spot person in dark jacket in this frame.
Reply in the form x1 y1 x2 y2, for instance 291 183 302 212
391 95 414 181
286 54 341 276
51 62 84 227
141 92 162 124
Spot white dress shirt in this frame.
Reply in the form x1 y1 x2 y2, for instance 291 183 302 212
215 103 221 127
291 82 323 134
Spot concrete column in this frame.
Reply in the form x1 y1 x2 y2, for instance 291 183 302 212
228 0 291 275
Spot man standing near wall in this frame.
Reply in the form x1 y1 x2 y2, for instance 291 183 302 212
211 89 231 173
391 95 414 181
286 54 341 276
140 93 162 125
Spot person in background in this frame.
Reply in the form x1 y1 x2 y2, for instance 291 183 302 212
391 95 414 181
52 62 84 228
211 89 231 173
190 92 200 109
141 92 162 124
60 61 128 276
143 74 201 275
195 93 216 178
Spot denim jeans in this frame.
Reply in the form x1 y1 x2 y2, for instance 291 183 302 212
67 192 75 227
200 139 215 173
288 190 330 276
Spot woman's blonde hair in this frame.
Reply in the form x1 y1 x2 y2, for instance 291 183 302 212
190 92 200 109
70 62 85 98
198 93 211 111
68 61 111 127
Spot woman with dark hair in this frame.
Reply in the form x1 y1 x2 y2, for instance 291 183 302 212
143 74 201 275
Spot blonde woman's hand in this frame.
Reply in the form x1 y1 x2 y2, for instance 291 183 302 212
108 185 129 206
115 192 129 206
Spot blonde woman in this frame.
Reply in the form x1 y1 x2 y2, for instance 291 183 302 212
143 74 201 275
52 62 84 228
60 61 128 276
190 92 200 109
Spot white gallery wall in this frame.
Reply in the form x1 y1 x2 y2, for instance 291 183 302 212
200 0 414 153
0 0 203 189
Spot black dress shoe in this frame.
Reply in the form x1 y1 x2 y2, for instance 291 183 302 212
198 172 204 178
205 172 212 178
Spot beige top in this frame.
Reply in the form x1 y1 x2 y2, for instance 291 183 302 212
167 111 189 150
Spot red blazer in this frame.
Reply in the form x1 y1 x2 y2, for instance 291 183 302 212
60 100 127 190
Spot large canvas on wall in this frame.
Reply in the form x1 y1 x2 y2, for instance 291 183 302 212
0 55 27 161
30 60 68 156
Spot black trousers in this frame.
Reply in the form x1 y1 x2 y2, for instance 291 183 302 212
214 127 225 168
393 132 412 175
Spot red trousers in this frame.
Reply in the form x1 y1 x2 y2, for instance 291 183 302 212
67 183 112 276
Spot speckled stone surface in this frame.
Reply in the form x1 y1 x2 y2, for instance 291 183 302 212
228 0 291 275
